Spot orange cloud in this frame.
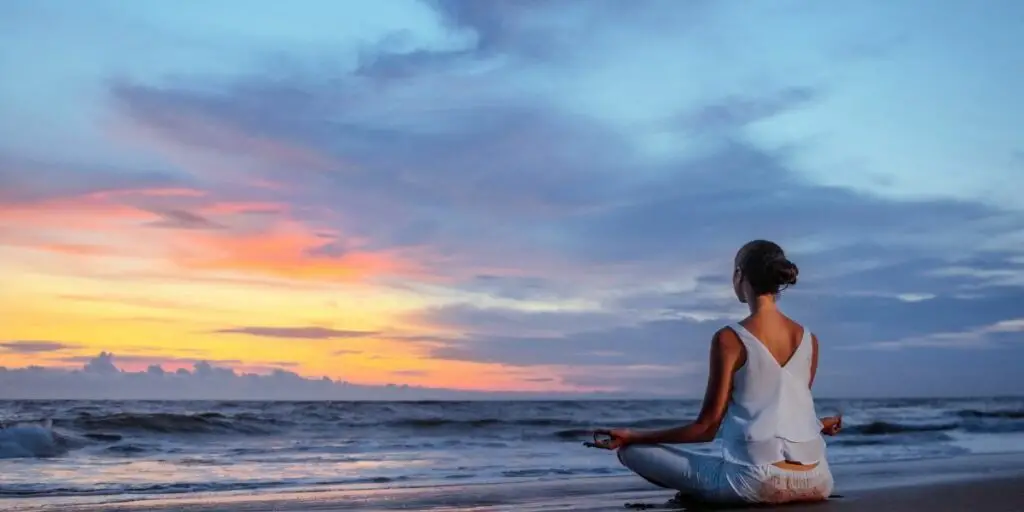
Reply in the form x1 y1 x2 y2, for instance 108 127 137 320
0 184 289 233
2 176 431 304
0 185 304 267
0 194 150 230
0 187 225 242
171 221 423 282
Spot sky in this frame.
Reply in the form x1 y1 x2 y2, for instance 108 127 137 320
1 0 1023 399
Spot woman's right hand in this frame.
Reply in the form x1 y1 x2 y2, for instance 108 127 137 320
820 416 842 436
585 428 636 450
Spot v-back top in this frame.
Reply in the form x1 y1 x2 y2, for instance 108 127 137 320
718 323 826 466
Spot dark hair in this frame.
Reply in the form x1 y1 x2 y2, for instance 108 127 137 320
736 240 799 296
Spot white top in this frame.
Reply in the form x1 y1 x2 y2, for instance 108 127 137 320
718 323 826 466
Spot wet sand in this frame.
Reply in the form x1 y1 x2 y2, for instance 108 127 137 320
815 476 1023 511
7 453 1024 511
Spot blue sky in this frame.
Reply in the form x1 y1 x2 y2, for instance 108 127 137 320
0 0 1022 398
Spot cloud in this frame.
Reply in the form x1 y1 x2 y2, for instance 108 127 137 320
215 326 380 340
57 352 246 371
354 0 598 82
0 155 188 206
787 284 1024 348
0 352 619 400
169 220 426 283
391 369 429 377
83 351 118 374
557 363 703 391
855 317 1024 351
109 83 337 182
0 177 331 278
408 303 626 337
104 67 1023 292
427 0 585 59
332 349 363 356
990 319 1024 332
673 86 820 134
428 316 718 368
146 209 224 230
412 269 1024 396
560 139 1011 267
0 341 79 354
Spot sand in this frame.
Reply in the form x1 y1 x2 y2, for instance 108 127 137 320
6 453 1024 511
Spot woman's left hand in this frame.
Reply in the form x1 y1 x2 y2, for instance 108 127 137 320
585 428 637 450
820 416 842 436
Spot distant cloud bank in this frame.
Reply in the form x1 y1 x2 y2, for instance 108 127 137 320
0 352 619 400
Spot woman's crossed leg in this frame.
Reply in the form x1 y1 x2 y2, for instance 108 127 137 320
616 444 728 502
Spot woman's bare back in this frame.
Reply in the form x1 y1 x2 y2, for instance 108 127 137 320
738 314 806 367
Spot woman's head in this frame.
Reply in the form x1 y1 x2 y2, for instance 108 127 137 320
732 240 799 303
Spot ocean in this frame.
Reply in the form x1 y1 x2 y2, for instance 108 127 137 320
1 398 1023 500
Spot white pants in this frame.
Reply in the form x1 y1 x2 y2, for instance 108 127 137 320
617 444 834 505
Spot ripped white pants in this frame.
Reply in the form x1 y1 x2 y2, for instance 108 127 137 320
617 444 834 505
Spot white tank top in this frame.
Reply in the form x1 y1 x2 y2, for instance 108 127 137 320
719 323 826 466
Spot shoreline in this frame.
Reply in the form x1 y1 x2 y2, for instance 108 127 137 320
5 452 1024 511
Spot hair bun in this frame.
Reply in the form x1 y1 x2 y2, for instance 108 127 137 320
736 240 799 296
771 258 799 288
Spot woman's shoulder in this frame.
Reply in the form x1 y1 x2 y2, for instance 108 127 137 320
713 323 741 339
711 325 746 352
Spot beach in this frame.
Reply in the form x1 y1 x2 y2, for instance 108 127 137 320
6 452 1024 511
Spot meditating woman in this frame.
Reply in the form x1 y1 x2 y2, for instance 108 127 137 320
588 240 842 505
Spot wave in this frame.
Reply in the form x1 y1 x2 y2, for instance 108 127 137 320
59 412 685 432
0 475 412 498
840 421 959 435
62 412 279 435
501 467 617 478
377 415 1024 437
51 412 586 435
104 443 152 455
831 432 955 446
553 428 592 440
0 421 106 459
61 414 1024 438
7 404 1023 450
956 409 1024 419
0 425 70 459
390 418 564 428
388 417 666 428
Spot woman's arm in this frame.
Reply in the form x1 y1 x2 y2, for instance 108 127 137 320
809 333 842 435
626 328 742 445
809 332 819 389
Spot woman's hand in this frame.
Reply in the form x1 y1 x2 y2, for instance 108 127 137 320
820 415 842 436
584 428 637 450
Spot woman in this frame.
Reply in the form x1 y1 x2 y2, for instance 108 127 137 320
588 240 842 505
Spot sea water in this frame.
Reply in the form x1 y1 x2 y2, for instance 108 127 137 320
1 398 1022 499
